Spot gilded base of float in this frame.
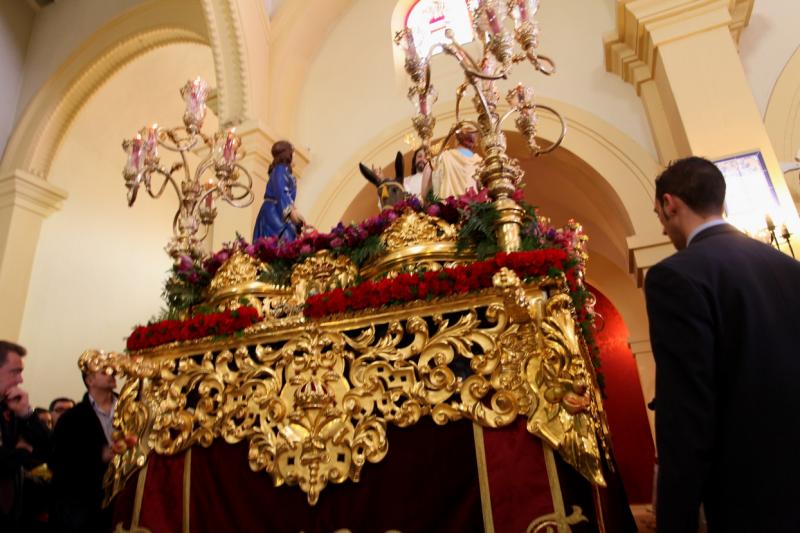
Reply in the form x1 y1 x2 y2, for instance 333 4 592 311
84 267 608 508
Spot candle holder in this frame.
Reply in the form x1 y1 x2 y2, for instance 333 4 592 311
762 214 796 258
121 78 254 261
394 0 566 252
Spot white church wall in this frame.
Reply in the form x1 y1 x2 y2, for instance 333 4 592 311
292 0 657 224
0 0 34 160
15 0 147 123
19 43 216 407
739 0 800 117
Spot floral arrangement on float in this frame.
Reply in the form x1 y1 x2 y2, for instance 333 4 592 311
126 186 601 387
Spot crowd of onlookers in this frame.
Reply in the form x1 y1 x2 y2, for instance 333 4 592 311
0 340 117 533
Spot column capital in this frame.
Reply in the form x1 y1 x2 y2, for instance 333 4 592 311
626 233 674 287
0 169 68 218
235 120 311 179
603 0 754 93
628 337 653 356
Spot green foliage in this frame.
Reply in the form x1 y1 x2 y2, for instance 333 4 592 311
349 234 386 267
456 201 499 259
161 273 205 317
258 259 293 286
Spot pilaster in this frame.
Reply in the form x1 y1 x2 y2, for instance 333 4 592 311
629 336 656 441
0 170 67 340
605 0 800 260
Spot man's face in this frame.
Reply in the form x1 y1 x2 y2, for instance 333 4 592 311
459 131 478 151
0 351 24 399
87 369 116 392
37 410 53 430
654 197 687 250
51 400 75 426
413 150 428 173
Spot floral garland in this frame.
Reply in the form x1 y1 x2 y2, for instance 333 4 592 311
166 188 569 313
303 247 603 390
127 306 260 351
304 249 573 318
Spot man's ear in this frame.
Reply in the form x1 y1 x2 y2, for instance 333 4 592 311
661 193 680 217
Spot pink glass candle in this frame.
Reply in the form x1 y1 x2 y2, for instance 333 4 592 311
204 180 214 209
418 92 428 116
145 124 158 160
182 77 208 125
222 129 238 165
126 134 144 174
516 0 538 23
482 0 502 34
404 29 419 63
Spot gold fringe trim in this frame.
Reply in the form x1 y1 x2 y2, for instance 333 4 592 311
132 462 149 528
472 424 495 533
183 448 192 533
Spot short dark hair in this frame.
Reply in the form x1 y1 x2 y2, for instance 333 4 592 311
49 397 75 411
655 156 726 216
0 340 26 367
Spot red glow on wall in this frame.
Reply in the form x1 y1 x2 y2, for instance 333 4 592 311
590 284 655 504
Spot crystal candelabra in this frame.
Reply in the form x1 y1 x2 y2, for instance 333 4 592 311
395 0 567 251
121 78 254 261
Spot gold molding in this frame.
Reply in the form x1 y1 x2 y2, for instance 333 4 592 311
182 449 191 533
472 424 495 533
131 462 149 529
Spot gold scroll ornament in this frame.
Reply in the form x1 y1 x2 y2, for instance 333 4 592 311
88 260 608 506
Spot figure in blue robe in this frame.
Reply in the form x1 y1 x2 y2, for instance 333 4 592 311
253 141 300 241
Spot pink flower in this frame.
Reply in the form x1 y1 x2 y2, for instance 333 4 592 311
177 255 193 273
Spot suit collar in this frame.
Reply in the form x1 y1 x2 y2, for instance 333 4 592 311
689 222 739 245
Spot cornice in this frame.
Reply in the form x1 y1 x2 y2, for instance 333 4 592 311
603 0 755 93
0 169 68 218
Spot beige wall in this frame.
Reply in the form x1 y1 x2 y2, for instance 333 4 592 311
739 1 800 117
293 0 657 220
19 43 216 407
15 0 147 119
0 0 34 159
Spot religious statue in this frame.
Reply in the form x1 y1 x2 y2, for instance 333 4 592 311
421 126 482 199
253 140 305 241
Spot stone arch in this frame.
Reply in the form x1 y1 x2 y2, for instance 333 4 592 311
764 44 800 206
0 0 209 179
199 0 249 125
267 0 354 137
311 97 663 243
311 99 661 438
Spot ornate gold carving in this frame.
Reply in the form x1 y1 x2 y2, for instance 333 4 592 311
526 506 588 532
380 209 457 249
291 250 358 302
208 251 264 293
101 284 606 505
359 242 473 281
525 293 604 485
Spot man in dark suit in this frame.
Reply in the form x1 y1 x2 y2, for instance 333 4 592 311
50 368 117 532
0 340 51 533
644 156 800 532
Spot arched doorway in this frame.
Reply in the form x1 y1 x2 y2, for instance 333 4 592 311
337 129 656 504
